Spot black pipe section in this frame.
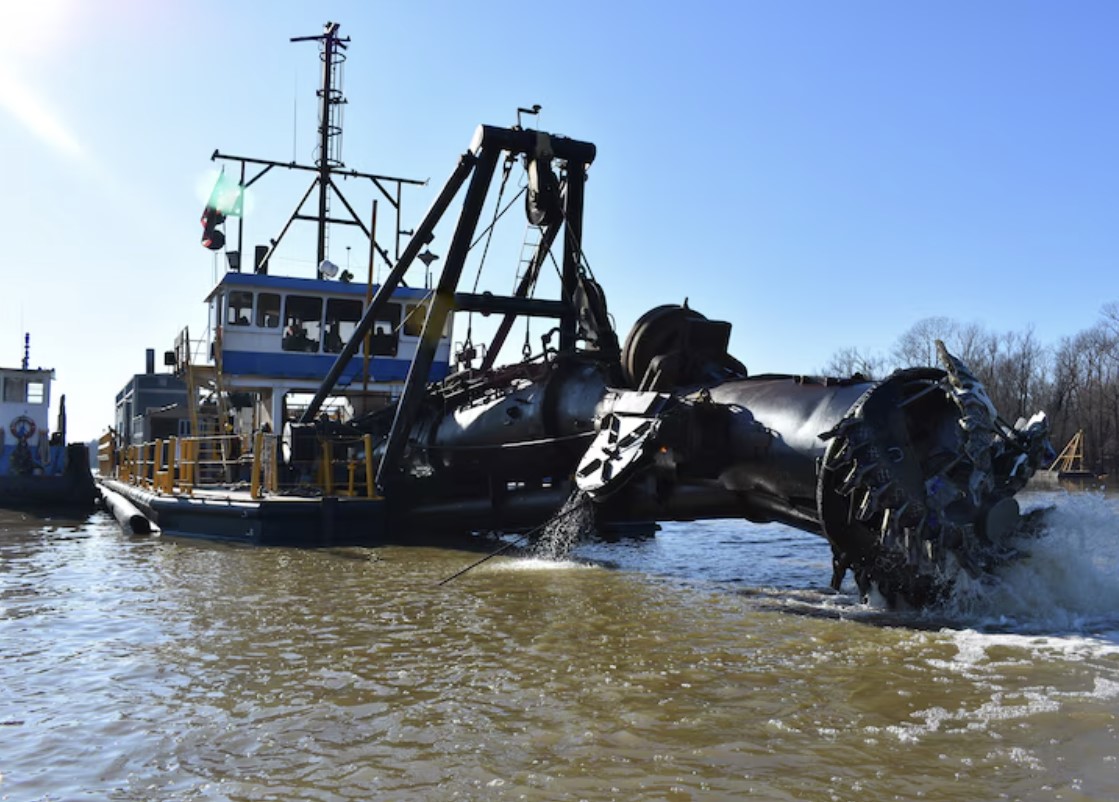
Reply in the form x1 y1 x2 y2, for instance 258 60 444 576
394 481 817 538
452 293 569 318
560 156 586 353
101 485 154 535
470 125 596 166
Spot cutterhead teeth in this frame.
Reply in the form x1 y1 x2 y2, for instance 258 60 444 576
870 479 896 505
826 439 854 471
904 528 919 565
838 460 879 496
820 418 860 442
856 491 876 521
880 508 898 548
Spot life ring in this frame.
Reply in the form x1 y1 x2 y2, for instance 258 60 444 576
10 415 36 441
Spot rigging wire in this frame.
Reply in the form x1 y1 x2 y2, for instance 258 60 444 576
436 494 590 586
469 185 527 251
463 155 516 353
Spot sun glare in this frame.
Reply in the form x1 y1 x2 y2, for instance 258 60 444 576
0 0 88 159
0 68 83 158
0 0 72 57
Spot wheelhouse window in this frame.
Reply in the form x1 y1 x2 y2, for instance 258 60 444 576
3 377 26 402
227 290 253 326
323 298 364 353
282 295 323 352
403 299 449 338
27 381 44 405
371 303 401 356
403 301 428 337
257 293 281 328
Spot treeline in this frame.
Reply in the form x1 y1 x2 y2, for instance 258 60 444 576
821 305 1119 475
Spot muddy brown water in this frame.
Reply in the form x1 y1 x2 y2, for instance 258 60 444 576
2 492 1118 801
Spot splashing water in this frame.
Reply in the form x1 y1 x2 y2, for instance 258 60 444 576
532 489 596 560
939 492 1119 632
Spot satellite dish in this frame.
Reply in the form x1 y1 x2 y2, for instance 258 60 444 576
319 259 339 278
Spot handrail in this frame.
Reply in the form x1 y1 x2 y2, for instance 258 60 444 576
110 429 379 500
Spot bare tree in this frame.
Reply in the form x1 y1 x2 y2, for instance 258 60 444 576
816 304 1119 474
891 317 957 367
820 346 884 380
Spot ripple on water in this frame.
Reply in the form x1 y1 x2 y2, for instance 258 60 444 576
2 497 1119 799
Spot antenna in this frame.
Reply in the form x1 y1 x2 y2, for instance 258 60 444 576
22 332 29 370
210 23 426 283
292 21 349 275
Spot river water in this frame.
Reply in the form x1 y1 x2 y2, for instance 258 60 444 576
2 491 1119 801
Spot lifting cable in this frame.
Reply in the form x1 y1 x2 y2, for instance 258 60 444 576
462 155 517 355
521 172 567 360
554 173 597 283
549 167 618 334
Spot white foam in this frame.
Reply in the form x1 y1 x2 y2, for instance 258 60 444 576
487 557 597 573
939 493 1119 635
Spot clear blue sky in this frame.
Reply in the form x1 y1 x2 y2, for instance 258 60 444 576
1 1 1116 440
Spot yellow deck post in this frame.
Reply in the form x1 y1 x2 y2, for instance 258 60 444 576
188 437 197 494
363 433 375 498
321 440 334 496
250 431 264 499
179 438 192 495
167 437 178 494
154 439 165 493
268 434 278 493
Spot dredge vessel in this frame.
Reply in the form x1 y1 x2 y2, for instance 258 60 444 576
97 22 1053 606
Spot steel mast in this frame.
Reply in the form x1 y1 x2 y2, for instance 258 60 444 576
211 21 426 279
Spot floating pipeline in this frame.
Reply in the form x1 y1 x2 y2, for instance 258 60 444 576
100 484 154 535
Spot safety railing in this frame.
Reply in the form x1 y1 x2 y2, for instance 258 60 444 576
97 430 117 476
107 431 381 501
316 434 379 499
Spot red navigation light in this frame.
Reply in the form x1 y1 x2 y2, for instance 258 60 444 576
201 205 226 250
199 168 242 251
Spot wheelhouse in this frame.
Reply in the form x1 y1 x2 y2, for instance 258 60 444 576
0 366 53 449
201 272 452 423
0 365 68 478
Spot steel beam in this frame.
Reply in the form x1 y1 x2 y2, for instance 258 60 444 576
376 146 502 488
452 293 568 318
